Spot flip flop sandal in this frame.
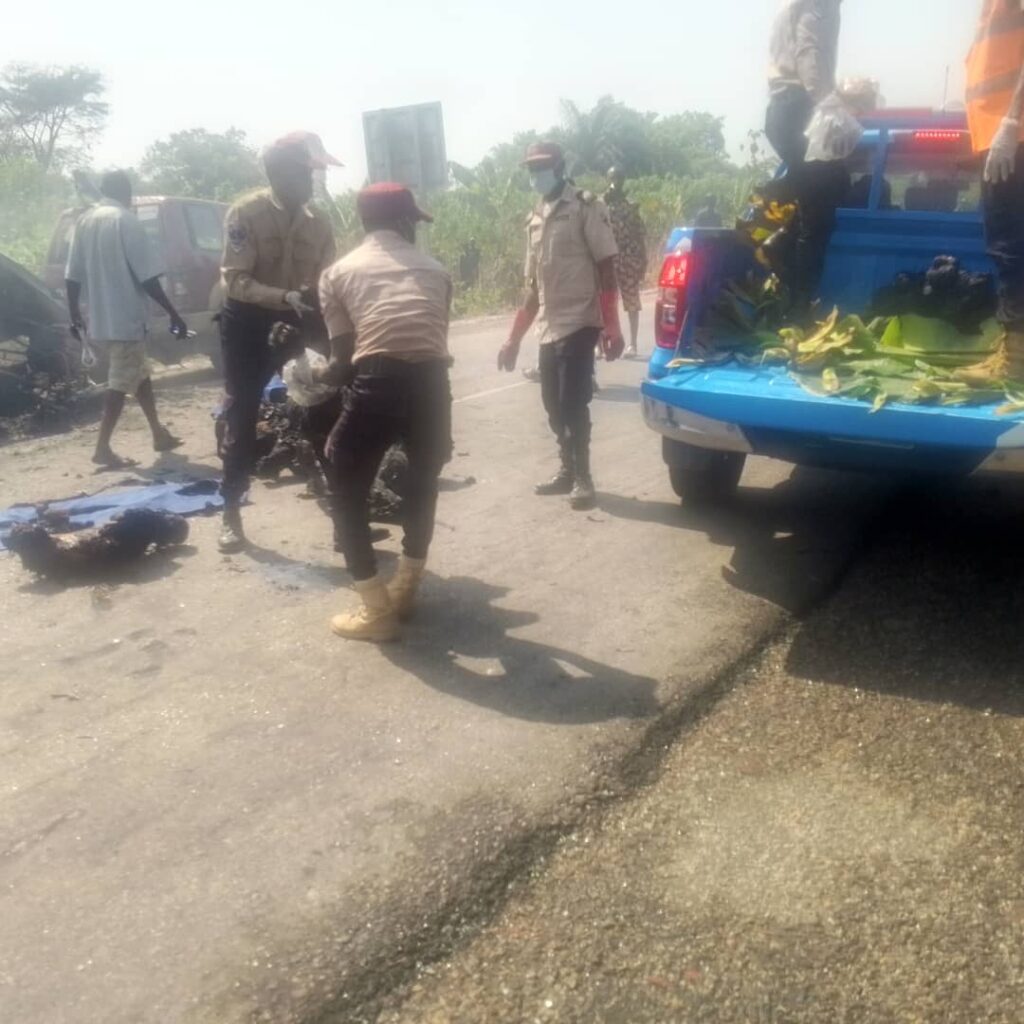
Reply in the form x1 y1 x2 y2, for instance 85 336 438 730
154 431 185 453
92 453 139 470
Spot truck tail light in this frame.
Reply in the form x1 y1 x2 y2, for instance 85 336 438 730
655 251 692 349
912 130 964 143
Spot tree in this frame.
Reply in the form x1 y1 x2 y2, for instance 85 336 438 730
138 128 263 202
0 157 73 271
555 96 654 177
648 112 730 177
0 64 107 170
475 131 542 186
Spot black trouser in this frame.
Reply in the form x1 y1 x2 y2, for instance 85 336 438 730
765 85 850 309
219 299 298 504
327 356 452 582
983 144 1024 331
539 326 599 479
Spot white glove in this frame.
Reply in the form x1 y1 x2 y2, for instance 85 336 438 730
984 117 1020 185
284 290 313 316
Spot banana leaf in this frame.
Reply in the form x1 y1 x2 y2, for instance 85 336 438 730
879 315 1002 357
795 309 840 352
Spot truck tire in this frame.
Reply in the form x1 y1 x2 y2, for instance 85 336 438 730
663 438 745 505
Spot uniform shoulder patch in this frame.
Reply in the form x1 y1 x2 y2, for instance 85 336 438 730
227 222 249 253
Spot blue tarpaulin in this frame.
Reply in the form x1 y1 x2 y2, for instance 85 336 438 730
0 479 223 550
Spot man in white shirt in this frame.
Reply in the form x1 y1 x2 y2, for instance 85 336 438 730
765 0 848 316
65 170 188 468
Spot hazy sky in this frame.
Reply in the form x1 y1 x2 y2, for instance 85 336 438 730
8 0 979 190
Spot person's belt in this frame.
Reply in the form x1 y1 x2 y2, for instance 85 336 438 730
354 354 450 377
221 298 298 327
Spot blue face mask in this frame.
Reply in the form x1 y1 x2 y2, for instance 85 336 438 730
529 169 560 196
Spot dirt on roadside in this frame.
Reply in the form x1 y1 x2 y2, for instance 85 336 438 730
371 483 1024 1024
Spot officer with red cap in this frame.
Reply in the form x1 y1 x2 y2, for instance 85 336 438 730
216 131 339 552
316 183 453 642
498 141 623 510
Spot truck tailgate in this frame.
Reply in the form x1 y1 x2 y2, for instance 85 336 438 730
642 363 1024 476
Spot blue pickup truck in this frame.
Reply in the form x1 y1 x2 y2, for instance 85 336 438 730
642 111 1023 503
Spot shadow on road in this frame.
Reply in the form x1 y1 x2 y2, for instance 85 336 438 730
381 575 661 724
592 383 640 405
787 479 1024 715
240 541 369 591
599 467 885 613
144 451 224 481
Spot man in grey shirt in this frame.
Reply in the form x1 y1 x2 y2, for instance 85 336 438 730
765 0 849 317
66 171 188 468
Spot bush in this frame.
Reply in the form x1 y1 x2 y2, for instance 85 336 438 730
0 159 73 272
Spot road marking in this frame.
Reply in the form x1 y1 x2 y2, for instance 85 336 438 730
455 381 529 405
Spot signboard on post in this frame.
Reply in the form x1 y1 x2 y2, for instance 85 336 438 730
362 102 448 192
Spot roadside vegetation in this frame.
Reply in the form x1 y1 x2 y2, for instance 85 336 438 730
0 64 776 317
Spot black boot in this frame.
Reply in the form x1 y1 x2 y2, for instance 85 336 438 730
535 442 574 496
218 505 246 553
570 438 596 511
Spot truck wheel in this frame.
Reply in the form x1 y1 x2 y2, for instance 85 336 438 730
663 439 745 505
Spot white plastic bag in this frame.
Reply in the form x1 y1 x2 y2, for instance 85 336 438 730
76 327 102 369
804 92 863 163
283 349 337 407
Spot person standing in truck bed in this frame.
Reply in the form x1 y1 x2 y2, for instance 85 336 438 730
765 0 849 316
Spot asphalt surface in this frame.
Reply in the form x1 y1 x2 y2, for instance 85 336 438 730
2 307 991 1023
375 481 1024 1024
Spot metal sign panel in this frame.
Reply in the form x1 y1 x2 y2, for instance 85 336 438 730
362 102 447 191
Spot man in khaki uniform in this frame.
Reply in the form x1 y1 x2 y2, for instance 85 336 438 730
498 142 623 510
315 183 453 643
217 131 338 551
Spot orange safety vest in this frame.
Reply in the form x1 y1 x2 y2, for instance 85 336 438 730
966 0 1024 153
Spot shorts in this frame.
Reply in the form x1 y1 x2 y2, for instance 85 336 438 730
106 340 151 394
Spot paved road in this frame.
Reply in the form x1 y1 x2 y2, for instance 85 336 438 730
1 312 883 1023
376 481 1024 1024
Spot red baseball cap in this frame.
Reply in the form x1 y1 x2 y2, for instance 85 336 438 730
265 130 343 170
357 182 434 224
523 142 565 168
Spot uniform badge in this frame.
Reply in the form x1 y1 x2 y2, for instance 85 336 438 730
227 223 248 253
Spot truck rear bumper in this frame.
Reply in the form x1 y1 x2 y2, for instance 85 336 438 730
642 366 1024 478
642 394 753 454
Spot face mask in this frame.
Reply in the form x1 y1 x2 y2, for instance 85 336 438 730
529 169 559 196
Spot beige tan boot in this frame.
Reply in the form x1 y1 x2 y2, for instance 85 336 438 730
330 575 399 642
387 556 427 622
